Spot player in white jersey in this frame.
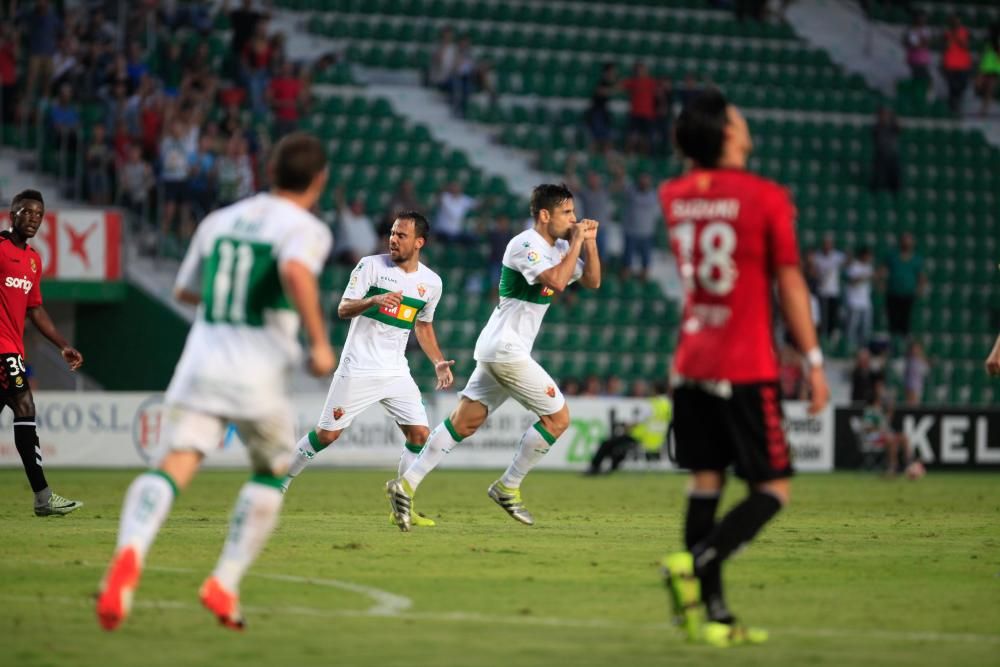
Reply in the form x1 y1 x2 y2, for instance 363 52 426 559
96 134 336 632
282 211 454 528
386 184 601 531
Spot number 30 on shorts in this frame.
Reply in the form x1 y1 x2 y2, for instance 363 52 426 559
5 354 26 377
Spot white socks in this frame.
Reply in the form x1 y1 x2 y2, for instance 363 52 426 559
402 419 463 491
211 477 284 593
499 422 556 490
116 471 177 559
398 442 424 477
286 430 326 480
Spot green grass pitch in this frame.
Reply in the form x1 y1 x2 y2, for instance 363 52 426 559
1 469 998 667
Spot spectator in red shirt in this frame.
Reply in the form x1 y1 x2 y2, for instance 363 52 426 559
941 14 972 114
267 60 306 137
621 62 658 155
243 21 273 116
1 25 20 123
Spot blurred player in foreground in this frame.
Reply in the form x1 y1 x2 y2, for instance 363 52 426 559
658 89 829 647
386 184 601 531
96 133 335 631
1 190 85 516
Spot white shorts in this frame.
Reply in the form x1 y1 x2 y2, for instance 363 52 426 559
317 373 429 431
159 405 296 475
460 359 565 416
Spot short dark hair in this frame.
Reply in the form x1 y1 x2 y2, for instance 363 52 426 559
530 183 574 219
270 132 328 192
394 210 430 240
11 189 44 209
675 88 730 169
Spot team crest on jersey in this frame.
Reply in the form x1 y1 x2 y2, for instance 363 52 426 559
545 384 556 398
417 283 427 298
333 407 344 420
29 258 37 274
526 250 540 264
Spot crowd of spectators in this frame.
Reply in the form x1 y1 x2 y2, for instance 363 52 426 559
584 62 693 157
0 0 315 249
902 11 1000 116
793 232 931 406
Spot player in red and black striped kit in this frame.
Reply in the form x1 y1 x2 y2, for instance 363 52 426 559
2 190 84 516
657 90 829 646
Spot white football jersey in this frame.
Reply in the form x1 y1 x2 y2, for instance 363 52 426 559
474 228 583 362
165 193 332 417
337 254 442 377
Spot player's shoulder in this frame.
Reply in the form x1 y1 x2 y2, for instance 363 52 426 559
359 253 391 271
417 261 443 286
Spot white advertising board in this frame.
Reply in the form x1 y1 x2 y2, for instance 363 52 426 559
0 393 833 472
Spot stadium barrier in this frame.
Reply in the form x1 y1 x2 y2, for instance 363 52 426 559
834 406 1000 470
0 392 836 471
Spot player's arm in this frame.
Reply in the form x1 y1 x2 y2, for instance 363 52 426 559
986 332 1000 376
173 220 208 305
578 221 601 289
414 320 455 390
280 259 335 376
769 187 828 415
534 222 591 294
26 306 83 370
776 266 828 415
338 291 403 319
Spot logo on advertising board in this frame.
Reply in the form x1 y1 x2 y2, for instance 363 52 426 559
132 396 164 464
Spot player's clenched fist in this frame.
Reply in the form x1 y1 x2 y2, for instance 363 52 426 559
373 290 403 309
308 342 336 377
580 218 600 240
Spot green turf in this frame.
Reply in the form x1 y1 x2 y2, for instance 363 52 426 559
1 469 998 667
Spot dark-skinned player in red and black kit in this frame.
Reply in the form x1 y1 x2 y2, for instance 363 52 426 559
2 190 84 516
657 89 829 647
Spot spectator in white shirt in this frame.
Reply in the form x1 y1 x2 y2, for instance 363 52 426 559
844 246 875 350
433 180 477 245
335 188 378 266
812 233 846 340
429 26 457 92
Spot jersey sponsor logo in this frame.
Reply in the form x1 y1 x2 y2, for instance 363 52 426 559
540 286 554 297
4 275 33 294
14 375 23 388
379 301 418 324
332 407 344 421
545 384 556 398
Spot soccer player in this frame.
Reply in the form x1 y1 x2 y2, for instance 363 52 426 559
96 133 335 631
386 184 601 531
1 190 84 516
281 211 453 528
657 89 829 646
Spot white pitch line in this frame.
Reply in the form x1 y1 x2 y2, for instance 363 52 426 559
12 562 1000 646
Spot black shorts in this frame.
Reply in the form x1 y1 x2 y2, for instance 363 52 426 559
0 353 30 402
672 381 794 483
163 180 188 204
